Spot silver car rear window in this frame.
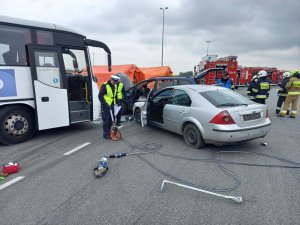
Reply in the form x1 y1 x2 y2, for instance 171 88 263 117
199 90 253 107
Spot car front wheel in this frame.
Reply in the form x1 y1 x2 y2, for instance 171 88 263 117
183 124 205 149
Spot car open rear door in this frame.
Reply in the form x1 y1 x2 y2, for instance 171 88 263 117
28 45 70 130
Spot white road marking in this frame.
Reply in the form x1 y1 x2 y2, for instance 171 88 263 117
0 176 25 191
63 142 91 156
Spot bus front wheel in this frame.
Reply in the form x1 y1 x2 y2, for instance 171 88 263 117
0 106 35 145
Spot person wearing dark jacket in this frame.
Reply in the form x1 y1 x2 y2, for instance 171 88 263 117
215 71 235 90
247 75 259 100
276 72 291 114
253 70 270 104
98 75 119 139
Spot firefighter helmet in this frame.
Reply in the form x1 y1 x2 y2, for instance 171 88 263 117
252 75 258 81
257 70 267 78
291 69 300 76
282 72 291 78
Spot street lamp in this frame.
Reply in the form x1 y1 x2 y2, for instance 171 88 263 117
160 7 168 66
206 40 211 56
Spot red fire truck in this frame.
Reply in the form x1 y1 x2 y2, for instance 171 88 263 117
239 67 279 85
197 55 238 85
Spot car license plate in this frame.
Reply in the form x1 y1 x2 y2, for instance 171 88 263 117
243 113 261 121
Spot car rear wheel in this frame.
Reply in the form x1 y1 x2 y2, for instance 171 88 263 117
183 124 205 149
0 106 35 145
134 108 141 124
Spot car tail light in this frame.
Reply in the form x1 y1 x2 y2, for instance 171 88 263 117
210 110 235 125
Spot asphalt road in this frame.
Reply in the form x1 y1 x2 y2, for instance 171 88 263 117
0 87 300 225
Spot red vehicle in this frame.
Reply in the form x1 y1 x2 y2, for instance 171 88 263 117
239 67 279 85
198 56 238 85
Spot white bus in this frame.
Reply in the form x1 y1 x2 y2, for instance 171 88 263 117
0 16 112 145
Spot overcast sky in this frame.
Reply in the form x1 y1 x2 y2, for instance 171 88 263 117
1 0 299 74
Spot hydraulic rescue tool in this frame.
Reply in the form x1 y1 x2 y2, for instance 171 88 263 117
94 157 108 177
93 146 161 178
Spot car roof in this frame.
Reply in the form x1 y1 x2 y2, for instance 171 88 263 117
139 76 195 82
172 84 228 92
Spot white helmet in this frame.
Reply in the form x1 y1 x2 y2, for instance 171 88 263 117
257 70 267 78
252 75 258 81
282 71 291 78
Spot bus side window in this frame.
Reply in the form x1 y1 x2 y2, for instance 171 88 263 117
2 50 16 65
0 25 31 66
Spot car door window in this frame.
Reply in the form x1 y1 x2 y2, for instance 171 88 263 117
156 80 175 91
152 88 173 104
170 89 192 106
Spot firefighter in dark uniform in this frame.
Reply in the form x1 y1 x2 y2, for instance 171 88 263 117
276 71 291 114
98 75 119 139
115 73 127 126
253 70 270 104
247 75 259 100
280 70 300 118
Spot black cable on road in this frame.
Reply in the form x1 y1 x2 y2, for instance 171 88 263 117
110 138 300 193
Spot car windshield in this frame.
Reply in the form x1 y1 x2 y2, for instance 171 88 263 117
199 89 254 107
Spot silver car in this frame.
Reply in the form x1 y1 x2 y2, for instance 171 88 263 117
133 85 271 148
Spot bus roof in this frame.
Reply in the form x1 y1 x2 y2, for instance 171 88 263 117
0 15 84 37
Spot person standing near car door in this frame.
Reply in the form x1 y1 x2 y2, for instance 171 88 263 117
216 71 235 90
115 73 126 126
98 75 119 139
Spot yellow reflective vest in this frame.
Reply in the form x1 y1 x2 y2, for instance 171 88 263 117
116 83 124 100
103 82 117 106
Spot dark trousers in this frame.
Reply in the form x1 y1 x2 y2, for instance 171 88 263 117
276 95 286 108
116 108 122 125
254 98 266 104
102 106 112 137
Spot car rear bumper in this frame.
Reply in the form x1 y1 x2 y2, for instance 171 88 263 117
207 122 271 143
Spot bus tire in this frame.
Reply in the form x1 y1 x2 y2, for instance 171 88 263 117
0 106 35 145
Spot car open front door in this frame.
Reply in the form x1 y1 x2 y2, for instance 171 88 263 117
141 101 148 127
28 45 70 130
141 90 154 127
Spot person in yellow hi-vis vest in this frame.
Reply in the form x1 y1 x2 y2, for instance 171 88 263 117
280 69 300 118
98 75 119 139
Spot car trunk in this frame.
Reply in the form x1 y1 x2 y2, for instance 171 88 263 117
227 104 267 128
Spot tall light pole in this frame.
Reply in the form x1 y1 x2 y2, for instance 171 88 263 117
206 40 211 56
160 7 168 66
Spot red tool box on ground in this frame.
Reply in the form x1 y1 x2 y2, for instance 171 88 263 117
2 162 19 175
